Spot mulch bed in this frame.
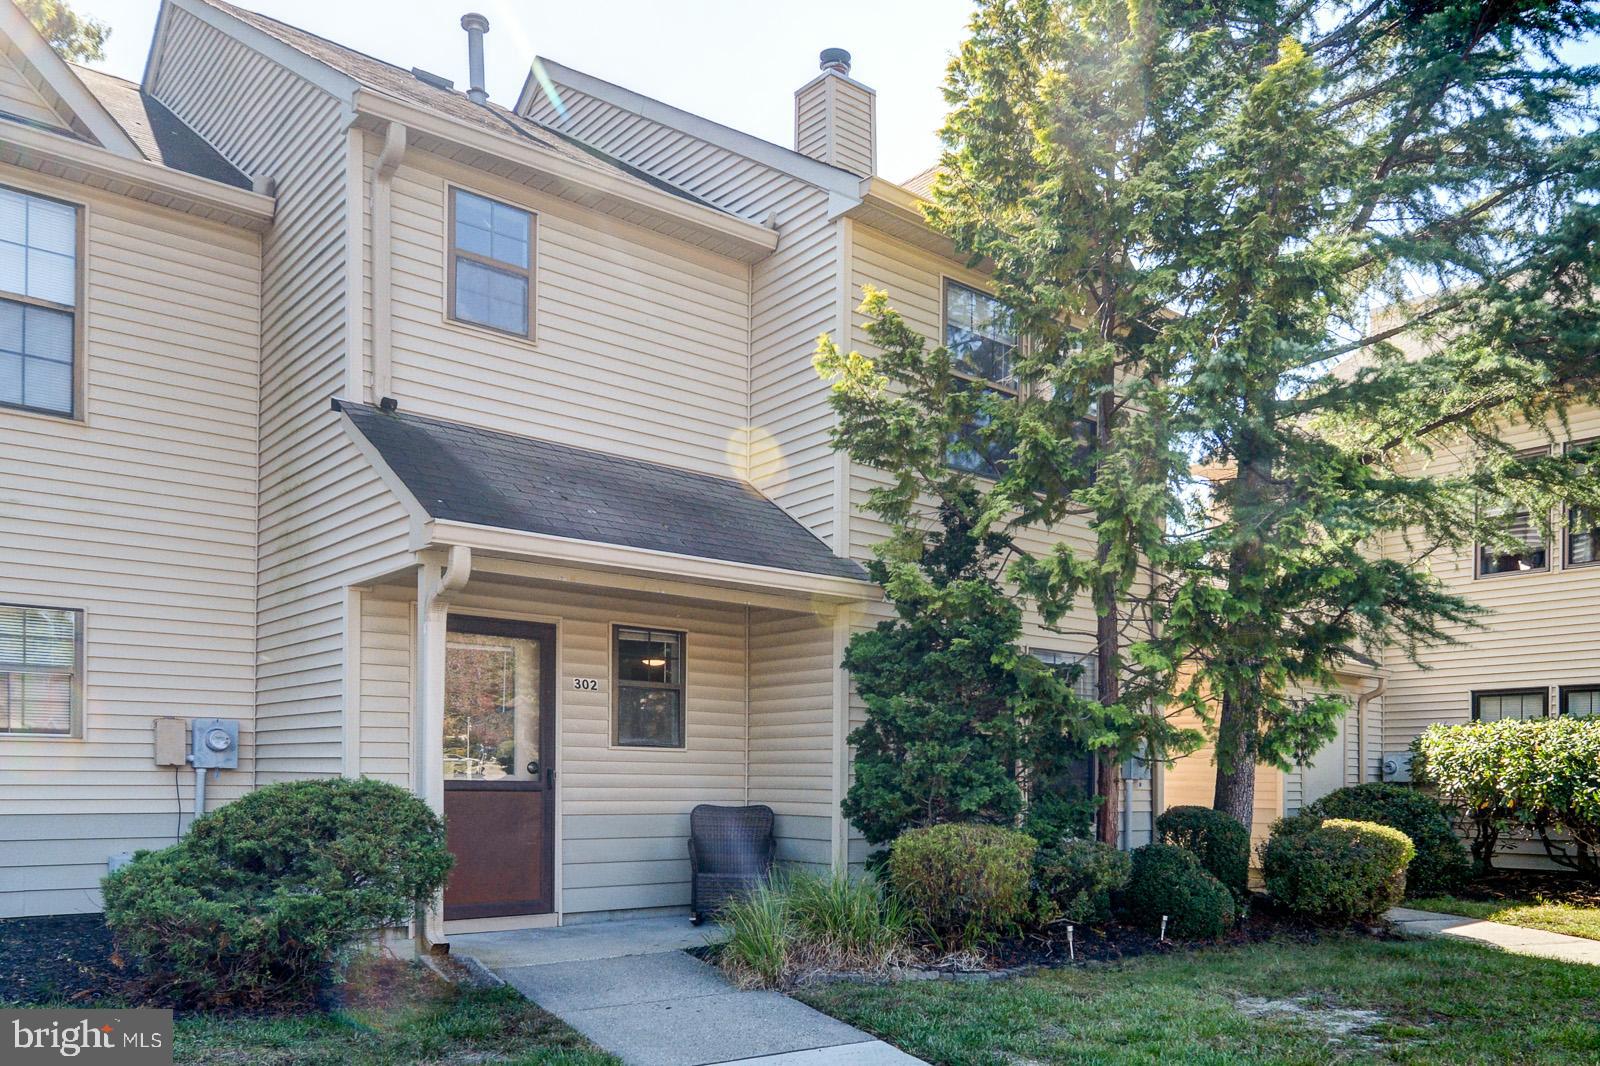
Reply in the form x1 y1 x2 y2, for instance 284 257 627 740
0 913 140 1005
1436 871 1600 908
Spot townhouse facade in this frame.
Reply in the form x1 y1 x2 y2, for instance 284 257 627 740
1 0 1587 927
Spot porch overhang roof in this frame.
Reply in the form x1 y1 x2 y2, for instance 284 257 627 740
335 400 876 604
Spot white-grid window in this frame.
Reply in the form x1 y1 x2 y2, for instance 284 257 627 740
1472 689 1547 722
0 186 79 417
0 604 83 735
449 188 533 338
1030 647 1098 701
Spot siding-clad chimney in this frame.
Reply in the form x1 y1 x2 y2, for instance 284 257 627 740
794 49 875 177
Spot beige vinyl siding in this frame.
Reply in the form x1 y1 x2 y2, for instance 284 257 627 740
358 593 411 784
363 578 759 919
0 51 68 130
0 169 260 916
748 607 837 869
523 84 843 548
383 154 751 476
1380 406 1600 751
150 6 410 781
793 75 874 177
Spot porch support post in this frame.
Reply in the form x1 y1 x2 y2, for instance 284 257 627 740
414 545 472 949
830 605 853 873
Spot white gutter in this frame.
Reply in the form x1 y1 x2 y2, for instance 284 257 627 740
370 120 407 403
354 91 780 263
0 122 276 231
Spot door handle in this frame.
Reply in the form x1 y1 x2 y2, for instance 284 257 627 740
526 760 539 777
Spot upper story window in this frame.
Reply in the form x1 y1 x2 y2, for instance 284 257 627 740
0 603 83 736
614 626 685 749
1566 439 1598 567
1472 688 1547 722
945 280 1018 478
0 186 79 418
449 188 533 339
1562 686 1599 718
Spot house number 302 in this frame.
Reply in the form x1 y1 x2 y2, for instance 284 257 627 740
572 677 601 692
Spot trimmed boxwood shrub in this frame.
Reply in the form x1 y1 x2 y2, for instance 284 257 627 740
887 823 1037 950
1118 843 1235 941
1261 817 1414 924
1154 805 1250 902
103 778 452 1008
1035 837 1131 925
1299 783 1469 895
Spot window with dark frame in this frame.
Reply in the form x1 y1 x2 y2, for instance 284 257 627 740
1566 439 1599 567
1471 688 1548 722
0 186 79 418
1476 452 1550 577
449 188 533 338
1561 686 1600 718
614 626 685 748
0 603 82 736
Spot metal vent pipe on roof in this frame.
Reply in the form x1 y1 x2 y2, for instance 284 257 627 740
461 13 490 104
819 47 851 75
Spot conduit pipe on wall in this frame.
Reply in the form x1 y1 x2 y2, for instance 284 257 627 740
370 120 407 404
1355 675 1387 782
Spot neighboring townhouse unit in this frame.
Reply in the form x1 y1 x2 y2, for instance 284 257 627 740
0 1 271 916
1 0 1138 929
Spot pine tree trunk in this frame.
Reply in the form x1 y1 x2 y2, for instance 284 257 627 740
1212 690 1259 833
1093 345 1122 847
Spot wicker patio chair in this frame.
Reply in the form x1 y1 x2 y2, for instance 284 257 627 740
687 803 776 924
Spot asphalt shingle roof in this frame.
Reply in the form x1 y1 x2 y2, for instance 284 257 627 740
71 66 253 189
195 0 723 212
336 401 868 583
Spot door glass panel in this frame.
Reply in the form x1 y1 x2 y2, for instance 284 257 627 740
444 632 541 781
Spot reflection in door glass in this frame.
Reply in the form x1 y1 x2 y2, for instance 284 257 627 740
444 633 541 780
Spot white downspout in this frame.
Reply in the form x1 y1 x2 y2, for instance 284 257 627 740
1355 676 1386 783
370 121 407 403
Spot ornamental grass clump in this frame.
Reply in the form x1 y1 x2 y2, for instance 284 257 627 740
102 778 451 1008
718 870 912 989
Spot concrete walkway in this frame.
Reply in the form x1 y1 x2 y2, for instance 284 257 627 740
452 916 924 1066
1388 907 1600 966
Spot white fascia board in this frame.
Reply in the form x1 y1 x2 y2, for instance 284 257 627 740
165 0 360 105
355 92 778 261
0 1 141 158
424 519 878 605
522 57 864 201
0 122 276 229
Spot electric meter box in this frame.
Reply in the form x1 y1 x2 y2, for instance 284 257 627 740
190 717 240 769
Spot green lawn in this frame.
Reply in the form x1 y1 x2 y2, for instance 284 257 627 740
174 978 617 1066
797 935 1600 1065
1407 896 1600 942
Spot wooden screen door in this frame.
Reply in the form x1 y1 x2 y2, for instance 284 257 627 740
442 615 557 920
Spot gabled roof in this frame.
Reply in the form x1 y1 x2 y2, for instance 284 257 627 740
0 0 140 157
71 66 251 188
334 401 870 584
187 0 725 214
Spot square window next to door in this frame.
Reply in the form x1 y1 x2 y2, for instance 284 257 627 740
449 188 533 339
614 626 685 748
1 186 81 418
0 603 83 736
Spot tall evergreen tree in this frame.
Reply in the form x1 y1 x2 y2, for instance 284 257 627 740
829 0 1600 833
20 0 110 63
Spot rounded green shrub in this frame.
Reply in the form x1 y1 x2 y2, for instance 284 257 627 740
1262 817 1414 924
1118 843 1235 940
1035 837 1131 925
1300 783 1469 895
1154 805 1250 902
887 823 1037 950
103 778 451 1007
